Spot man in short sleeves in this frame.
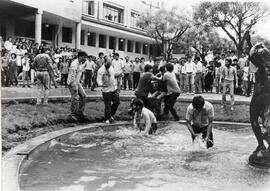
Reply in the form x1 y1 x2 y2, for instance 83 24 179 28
186 95 214 148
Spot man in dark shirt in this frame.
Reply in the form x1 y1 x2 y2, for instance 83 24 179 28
33 47 57 105
135 64 158 111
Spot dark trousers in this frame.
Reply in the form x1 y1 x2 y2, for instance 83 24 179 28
191 125 214 149
2 67 9 86
164 93 180 120
68 83 86 116
140 123 157 135
133 72 140 89
9 67 18 85
135 93 153 111
84 70 93 88
61 73 68 87
123 73 132 89
91 71 98 90
102 90 120 120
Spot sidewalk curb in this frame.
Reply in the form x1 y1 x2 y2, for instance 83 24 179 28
1 95 250 105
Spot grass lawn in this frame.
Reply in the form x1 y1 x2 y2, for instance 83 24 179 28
1 100 250 154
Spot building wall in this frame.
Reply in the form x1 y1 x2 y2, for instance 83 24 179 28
10 0 82 22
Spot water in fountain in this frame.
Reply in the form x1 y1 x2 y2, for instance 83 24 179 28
20 123 270 191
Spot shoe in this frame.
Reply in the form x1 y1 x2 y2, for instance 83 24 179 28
105 120 110 124
109 117 115 123
191 92 195 95
230 107 234 111
27 85 31 88
22 85 25 88
69 115 78 121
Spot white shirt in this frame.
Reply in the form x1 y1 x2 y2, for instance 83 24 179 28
22 57 30 71
84 60 95 71
4 40 12 51
97 65 116 92
134 107 157 133
173 63 181 74
112 59 124 76
219 59 226 67
145 60 154 66
195 61 203 73
184 61 196 74
67 59 84 85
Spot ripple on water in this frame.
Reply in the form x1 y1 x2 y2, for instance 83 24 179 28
20 123 270 191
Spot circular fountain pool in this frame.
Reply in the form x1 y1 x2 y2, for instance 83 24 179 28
19 123 270 191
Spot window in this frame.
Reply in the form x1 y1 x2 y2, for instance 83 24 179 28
109 36 116 49
127 40 133 52
143 43 148 55
130 12 141 28
81 30 85 45
135 42 141 54
118 38 125 51
87 32 96 47
99 34 106 48
103 4 124 24
15 19 34 38
62 27 72 43
83 1 95 15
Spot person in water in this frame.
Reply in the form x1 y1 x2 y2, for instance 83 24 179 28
186 95 214 148
132 98 157 135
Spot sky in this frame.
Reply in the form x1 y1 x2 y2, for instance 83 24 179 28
157 0 270 40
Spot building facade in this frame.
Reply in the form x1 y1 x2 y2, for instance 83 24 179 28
0 0 162 59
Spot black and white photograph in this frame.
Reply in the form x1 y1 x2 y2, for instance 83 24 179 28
1 0 270 190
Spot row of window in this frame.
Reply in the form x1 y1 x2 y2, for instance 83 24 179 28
83 1 141 28
81 30 148 54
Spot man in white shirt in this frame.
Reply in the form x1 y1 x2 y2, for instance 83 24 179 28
145 55 154 66
218 53 226 67
84 55 96 89
122 56 133 90
132 98 157 135
97 56 120 124
4 37 13 51
184 55 196 94
112 53 124 90
194 56 203 94
67 51 88 120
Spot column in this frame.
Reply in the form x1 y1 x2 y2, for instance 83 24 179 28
75 22 81 50
115 37 119 51
35 9 43 45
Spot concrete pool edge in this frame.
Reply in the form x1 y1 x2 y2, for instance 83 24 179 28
2 120 252 191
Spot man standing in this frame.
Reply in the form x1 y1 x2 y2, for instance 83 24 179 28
122 56 133 90
33 47 58 105
84 55 95 89
112 53 124 91
221 58 238 111
186 95 214 149
194 56 203 94
91 52 104 91
67 51 88 120
97 56 120 123
163 63 181 121
184 55 196 94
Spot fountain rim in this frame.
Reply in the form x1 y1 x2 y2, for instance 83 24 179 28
2 120 253 191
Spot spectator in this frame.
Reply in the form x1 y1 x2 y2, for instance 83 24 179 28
9 53 18 86
84 55 95 89
4 37 13 51
112 53 124 91
242 61 249 96
1 52 10 86
91 52 104 91
184 55 196 94
122 56 133 90
60 57 69 87
133 57 141 89
21 53 31 87
194 56 203 94
221 58 238 111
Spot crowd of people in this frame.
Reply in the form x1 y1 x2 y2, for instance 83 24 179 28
2 36 257 148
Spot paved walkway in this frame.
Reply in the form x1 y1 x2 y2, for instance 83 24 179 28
1 86 251 104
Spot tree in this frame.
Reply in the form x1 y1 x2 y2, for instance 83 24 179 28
194 2 270 57
137 7 191 61
180 23 221 64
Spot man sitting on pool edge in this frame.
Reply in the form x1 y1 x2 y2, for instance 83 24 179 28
186 95 214 149
132 98 157 135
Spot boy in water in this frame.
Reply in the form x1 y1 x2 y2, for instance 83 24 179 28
132 98 157 135
186 95 214 149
